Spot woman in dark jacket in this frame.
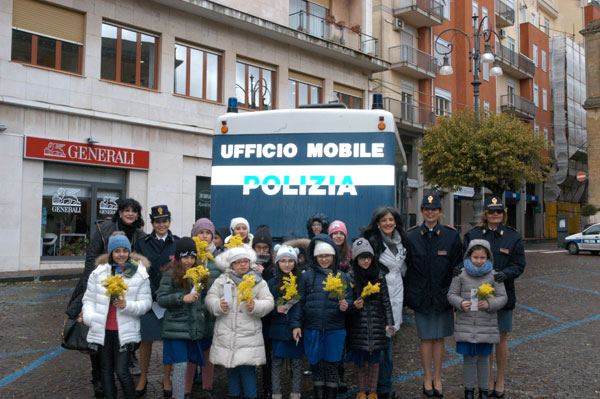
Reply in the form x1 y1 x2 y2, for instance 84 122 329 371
133 205 178 396
405 194 463 397
345 238 394 399
65 198 146 398
463 196 525 398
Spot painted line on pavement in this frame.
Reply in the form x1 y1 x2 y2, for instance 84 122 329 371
516 304 566 323
533 280 600 295
0 299 69 305
0 347 66 389
540 250 568 254
0 348 54 359
32 289 72 300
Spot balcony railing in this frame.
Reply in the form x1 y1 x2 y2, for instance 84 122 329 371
389 45 437 78
495 42 535 79
500 94 536 119
383 97 435 131
289 11 379 56
495 0 515 28
393 0 445 27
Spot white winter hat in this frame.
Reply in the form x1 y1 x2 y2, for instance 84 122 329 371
230 217 250 233
274 244 298 264
313 241 336 256
229 247 251 264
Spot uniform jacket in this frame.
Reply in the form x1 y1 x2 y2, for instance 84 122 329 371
404 222 464 314
156 269 206 341
447 270 507 344
66 220 146 318
267 276 297 341
346 268 394 353
364 229 407 330
134 230 179 296
205 271 274 368
82 253 152 346
289 234 354 331
463 224 525 310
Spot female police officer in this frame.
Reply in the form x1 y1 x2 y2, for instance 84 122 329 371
405 193 463 397
463 196 525 398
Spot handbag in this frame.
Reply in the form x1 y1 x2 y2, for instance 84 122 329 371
61 315 94 353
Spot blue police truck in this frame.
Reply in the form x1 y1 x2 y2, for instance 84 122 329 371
209 96 407 240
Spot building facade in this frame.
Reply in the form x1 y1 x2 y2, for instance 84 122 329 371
0 0 386 273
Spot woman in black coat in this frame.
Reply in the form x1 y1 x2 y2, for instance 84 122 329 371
345 238 394 398
65 198 146 398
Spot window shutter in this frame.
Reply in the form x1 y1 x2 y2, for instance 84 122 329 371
289 71 323 87
310 0 330 9
333 83 363 98
13 0 85 44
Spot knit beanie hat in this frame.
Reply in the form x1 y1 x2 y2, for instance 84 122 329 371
108 234 131 256
352 238 374 261
328 220 348 237
191 218 215 238
253 225 273 250
230 217 250 234
215 226 229 242
175 237 197 260
229 246 251 264
274 244 298 264
313 240 336 256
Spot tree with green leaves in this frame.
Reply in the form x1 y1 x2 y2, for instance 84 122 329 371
418 110 552 196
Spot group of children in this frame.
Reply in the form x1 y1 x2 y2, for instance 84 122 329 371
81 215 506 399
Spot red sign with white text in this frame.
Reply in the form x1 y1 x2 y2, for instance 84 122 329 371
24 136 149 170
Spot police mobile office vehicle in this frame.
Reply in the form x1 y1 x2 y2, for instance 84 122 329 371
209 95 407 240
564 223 600 255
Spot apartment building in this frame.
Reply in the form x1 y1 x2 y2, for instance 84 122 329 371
373 0 590 237
0 0 387 273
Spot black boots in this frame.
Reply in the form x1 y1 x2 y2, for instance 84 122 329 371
464 389 475 399
478 389 489 399
313 385 324 399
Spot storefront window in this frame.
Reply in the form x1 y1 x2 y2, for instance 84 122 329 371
41 164 125 259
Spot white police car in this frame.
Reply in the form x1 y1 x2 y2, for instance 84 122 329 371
565 223 600 255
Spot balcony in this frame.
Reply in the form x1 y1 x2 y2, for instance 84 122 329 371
289 11 379 56
383 97 435 132
495 0 515 28
393 0 444 27
389 45 437 79
495 43 535 79
500 94 536 120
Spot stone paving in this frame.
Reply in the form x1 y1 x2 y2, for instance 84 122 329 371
1 246 599 398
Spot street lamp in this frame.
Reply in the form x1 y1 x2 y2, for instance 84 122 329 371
235 74 272 110
435 14 503 225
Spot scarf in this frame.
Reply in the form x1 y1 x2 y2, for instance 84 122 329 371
228 270 262 286
119 221 138 243
380 228 402 256
352 261 380 294
463 259 493 277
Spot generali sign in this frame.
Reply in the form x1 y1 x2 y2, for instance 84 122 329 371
24 136 149 170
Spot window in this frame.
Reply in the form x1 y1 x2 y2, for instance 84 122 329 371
401 91 414 121
533 84 539 107
443 0 450 20
544 17 550 35
531 12 536 26
235 60 276 110
41 163 125 258
288 72 322 108
521 6 527 24
435 87 452 116
533 44 538 67
334 91 363 109
290 0 328 38
434 37 451 67
542 88 547 110
534 123 539 136
483 62 489 81
541 49 547 72
472 1 478 18
11 0 84 74
482 7 488 30
174 43 221 102
101 23 159 89
543 127 548 142
483 101 490 117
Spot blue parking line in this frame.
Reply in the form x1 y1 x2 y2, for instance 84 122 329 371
0 299 69 305
0 348 54 359
516 304 566 323
534 280 600 295
0 347 65 389
32 289 72 300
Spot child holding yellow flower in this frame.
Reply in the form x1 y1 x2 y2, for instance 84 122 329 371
346 239 395 399
82 232 152 399
157 237 208 399
206 245 274 399
290 234 353 399
447 240 507 399
267 245 303 399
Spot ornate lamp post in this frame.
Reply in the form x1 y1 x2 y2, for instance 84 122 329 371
435 14 503 225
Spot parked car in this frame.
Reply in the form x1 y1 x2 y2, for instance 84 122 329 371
565 223 600 255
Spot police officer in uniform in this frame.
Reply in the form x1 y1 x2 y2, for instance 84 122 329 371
462 196 525 398
405 194 464 397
